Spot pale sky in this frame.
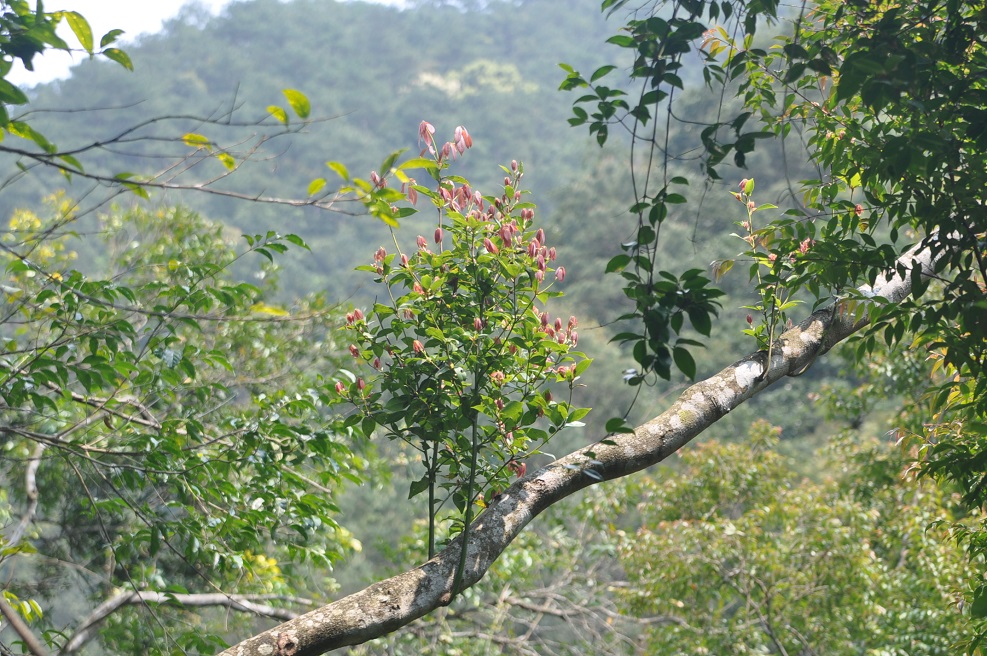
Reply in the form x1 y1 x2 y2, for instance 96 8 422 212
9 0 407 87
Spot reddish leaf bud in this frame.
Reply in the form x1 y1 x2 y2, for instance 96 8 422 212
419 120 435 144
400 253 410 267
855 203 864 216
511 159 518 171
474 317 484 331
555 266 566 283
536 228 545 245
354 308 364 321
434 227 444 244
349 344 360 358
555 317 563 331
413 339 424 354
346 312 354 324
417 235 427 250
335 381 346 394
508 460 527 478
483 237 499 254
356 377 366 391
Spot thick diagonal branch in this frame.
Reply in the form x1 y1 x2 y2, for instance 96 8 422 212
219 236 940 656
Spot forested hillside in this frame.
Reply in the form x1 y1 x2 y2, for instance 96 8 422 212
2 1 978 654
6 0 832 441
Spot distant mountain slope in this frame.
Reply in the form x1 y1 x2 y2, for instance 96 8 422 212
4 0 618 297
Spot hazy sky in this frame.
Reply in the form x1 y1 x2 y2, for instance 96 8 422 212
9 0 406 86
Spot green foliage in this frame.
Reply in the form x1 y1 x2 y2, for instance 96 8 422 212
334 124 589 574
0 2 130 133
563 0 987 640
0 200 366 654
617 423 975 655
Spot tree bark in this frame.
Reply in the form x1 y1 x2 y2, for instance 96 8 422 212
219 236 941 656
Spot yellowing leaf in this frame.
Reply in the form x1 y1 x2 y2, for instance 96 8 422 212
249 302 289 317
182 133 210 149
326 160 349 180
268 105 288 125
308 177 327 196
282 89 310 119
217 152 235 170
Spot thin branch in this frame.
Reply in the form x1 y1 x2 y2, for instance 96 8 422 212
0 594 48 656
61 591 313 655
6 441 44 548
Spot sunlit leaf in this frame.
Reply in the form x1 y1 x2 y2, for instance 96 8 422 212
283 89 311 119
102 47 133 71
62 11 93 53
268 105 288 125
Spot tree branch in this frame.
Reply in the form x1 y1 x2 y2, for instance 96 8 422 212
61 592 312 655
218 235 941 656
0 594 48 656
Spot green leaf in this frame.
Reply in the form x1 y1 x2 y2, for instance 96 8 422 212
688 307 712 336
283 234 309 249
102 47 133 71
972 585 987 618
58 153 83 172
283 89 311 119
590 64 617 82
673 346 697 379
100 29 125 48
408 475 431 499
606 34 636 47
0 79 29 106
604 417 635 434
62 11 93 53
